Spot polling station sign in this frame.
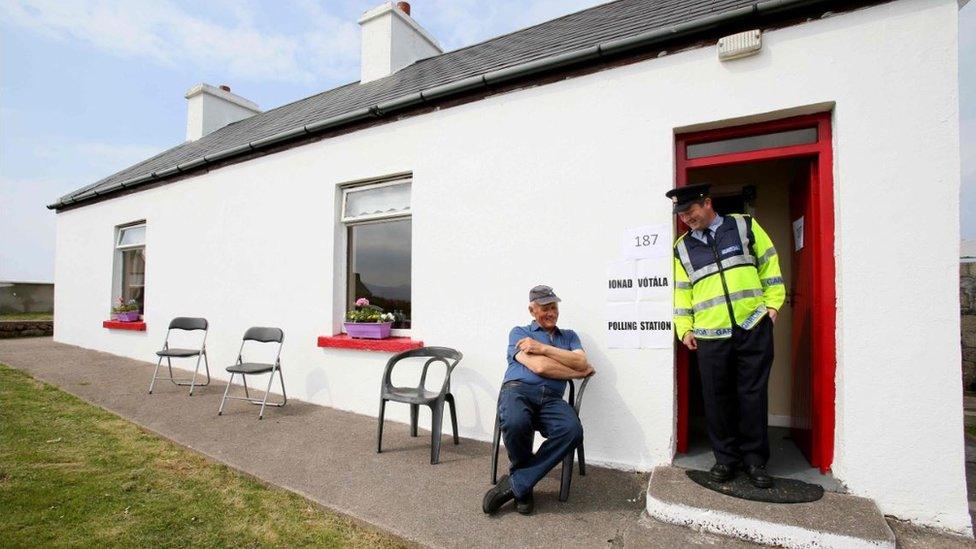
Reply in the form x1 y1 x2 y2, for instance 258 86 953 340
606 224 674 350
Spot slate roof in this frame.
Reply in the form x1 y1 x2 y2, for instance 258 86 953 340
52 0 788 209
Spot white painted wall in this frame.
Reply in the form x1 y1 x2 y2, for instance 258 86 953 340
359 2 441 84
53 0 968 535
185 83 261 142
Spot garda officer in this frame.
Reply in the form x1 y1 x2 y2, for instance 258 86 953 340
667 183 785 488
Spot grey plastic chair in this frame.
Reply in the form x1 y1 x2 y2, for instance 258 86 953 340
490 376 590 502
217 327 286 419
149 317 210 395
377 346 463 464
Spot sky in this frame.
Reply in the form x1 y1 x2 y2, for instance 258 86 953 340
0 0 973 282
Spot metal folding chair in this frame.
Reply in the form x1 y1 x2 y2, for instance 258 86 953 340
217 327 286 419
149 317 210 395
490 376 591 502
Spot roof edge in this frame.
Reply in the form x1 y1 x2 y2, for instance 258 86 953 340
49 0 839 212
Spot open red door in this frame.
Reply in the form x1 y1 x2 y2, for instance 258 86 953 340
674 113 835 472
790 162 814 462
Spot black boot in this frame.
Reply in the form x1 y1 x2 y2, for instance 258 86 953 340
482 475 515 514
745 464 773 489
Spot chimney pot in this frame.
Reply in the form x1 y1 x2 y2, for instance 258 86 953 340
396 2 410 15
219 85 231 92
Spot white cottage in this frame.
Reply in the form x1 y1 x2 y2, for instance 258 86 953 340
48 0 970 536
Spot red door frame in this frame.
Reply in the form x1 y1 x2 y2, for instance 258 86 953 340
674 112 836 472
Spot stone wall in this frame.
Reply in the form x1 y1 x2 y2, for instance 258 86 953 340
0 320 54 339
962 263 976 389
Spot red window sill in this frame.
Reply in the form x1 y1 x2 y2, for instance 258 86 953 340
317 334 423 353
103 320 146 331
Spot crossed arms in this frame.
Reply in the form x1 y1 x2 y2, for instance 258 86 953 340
514 337 594 380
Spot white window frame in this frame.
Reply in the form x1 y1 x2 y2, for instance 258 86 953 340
340 175 412 336
340 177 411 224
112 221 146 316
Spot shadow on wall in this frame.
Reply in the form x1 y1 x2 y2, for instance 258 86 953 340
580 337 654 469
0 282 54 315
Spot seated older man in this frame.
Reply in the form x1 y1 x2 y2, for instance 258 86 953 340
482 285 594 515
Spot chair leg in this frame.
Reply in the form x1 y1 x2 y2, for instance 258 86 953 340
559 449 575 502
202 351 211 384
149 356 163 394
166 357 175 385
430 402 444 465
277 367 287 405
445 393 459 445
242 375 250 399
377 399 387 453
578 442 586 476
258 371 275 420
218 373 233 415
188 353 202 396
410 404 419 437
491 411 501 485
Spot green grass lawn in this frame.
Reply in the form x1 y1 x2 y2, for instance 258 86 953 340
0 364 404 548
0 312 53 321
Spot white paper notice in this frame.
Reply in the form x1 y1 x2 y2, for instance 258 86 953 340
606 302 639 349
622 224 671 260
792 216 804 251
638 301 674 349
636 258 671 302
606 260 637 302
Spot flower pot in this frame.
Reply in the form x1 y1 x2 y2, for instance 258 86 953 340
343 321 393 339
115 311 140 322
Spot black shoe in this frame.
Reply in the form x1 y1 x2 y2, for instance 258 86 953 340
746 464 773 489
515 491 534 515
709 462 736 483
483 475 515 514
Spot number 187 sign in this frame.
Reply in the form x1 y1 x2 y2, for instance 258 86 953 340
622 224 671 260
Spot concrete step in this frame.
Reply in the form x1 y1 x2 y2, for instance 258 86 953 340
645 466 896 548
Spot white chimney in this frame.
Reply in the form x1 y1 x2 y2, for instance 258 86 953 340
184 83 261 142
358 2 442 84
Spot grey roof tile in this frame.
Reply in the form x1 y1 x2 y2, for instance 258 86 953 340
55 0 766 207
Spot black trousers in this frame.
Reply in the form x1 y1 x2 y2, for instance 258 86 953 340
695 316 774 467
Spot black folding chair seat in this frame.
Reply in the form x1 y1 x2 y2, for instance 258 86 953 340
156 348 202 358
491 376 591 502
149 317 210 396
226 362 276 374
377 347 463 464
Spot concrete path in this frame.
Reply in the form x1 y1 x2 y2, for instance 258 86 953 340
2 338 971 548
0 338 758 548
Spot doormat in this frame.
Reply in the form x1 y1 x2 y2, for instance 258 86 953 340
686 469 824 503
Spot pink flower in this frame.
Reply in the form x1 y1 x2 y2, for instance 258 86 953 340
355 297 370 308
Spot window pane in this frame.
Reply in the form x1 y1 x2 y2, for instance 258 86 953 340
118 225 146 247
121 248 145 313
347 219 411 329
686 127 817 159
344 182 410 221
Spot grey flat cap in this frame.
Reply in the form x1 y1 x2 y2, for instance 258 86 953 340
529 285 561 305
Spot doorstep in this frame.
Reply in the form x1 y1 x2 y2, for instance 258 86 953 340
645 466 895 548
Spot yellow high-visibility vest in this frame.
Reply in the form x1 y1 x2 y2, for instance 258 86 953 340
673 214 786 340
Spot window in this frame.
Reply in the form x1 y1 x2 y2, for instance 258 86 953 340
686 127 818 159
114 223 146 316
342 178 411 329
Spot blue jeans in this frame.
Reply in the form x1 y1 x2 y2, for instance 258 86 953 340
498 381 583 498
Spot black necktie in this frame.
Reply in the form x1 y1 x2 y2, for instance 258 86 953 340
704 228 716 248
